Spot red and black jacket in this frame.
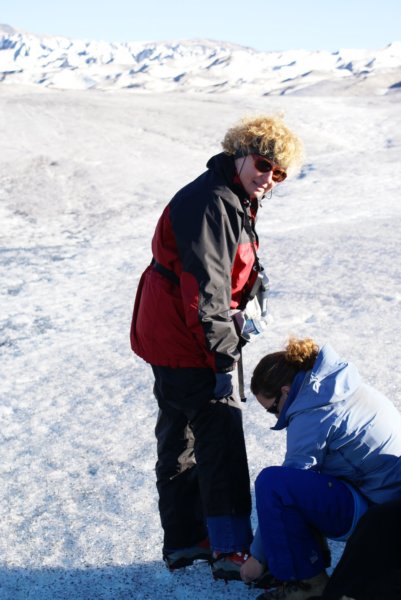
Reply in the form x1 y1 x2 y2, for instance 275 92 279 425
130 152 260 373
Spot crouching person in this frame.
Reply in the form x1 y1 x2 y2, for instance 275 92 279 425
240 338 401 600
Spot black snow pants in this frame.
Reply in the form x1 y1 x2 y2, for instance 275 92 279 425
151 365 251 550
321 498 401 600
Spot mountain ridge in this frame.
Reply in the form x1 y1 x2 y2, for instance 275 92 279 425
1 24 400 95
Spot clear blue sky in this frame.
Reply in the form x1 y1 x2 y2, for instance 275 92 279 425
2 0 400 51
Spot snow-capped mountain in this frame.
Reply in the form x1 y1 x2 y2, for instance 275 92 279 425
1 23 401 94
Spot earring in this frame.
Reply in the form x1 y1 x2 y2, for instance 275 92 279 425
266 190 273 200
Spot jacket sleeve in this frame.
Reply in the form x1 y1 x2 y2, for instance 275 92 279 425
171 193 242 372
283 410 334 470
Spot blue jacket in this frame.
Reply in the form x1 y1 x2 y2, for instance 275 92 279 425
251 343 401 563
274 343 401 504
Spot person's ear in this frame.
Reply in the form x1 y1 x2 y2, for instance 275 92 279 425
281 385 291 395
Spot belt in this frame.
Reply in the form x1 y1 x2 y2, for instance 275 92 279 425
152 259 180 286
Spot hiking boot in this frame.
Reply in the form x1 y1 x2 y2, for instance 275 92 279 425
211 551 248 581
256 571 329 599
163 538 212 570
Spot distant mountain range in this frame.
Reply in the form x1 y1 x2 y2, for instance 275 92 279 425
1 24 400 95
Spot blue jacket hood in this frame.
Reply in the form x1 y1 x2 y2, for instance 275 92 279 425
273 343 361 431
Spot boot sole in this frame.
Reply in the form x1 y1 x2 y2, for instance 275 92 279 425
165 553 212 570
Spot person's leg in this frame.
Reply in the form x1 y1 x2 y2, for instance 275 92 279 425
322 499 401 600
255 466 355 582
153 365 252 553
152 366 208 550
155 407 207 549
187 393 253 580
188 396 252 552
372 569 401 600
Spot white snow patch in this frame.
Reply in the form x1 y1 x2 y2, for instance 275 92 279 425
0 86 400 598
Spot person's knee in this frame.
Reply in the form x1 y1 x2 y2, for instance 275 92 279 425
255 466 283 494
255 466 306 507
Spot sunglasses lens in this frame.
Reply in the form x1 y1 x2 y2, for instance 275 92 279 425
266 395 280 414
272 170 287 183
254 158 272 173
267 406 278 415
252 155 287 182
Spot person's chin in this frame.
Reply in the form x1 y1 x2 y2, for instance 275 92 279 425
253 188 266 199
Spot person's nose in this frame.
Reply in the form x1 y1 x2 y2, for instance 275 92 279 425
260 169 274 186
262 169 274 190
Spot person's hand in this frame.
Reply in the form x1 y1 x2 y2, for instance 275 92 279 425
240 555 265 583
214 372 234 399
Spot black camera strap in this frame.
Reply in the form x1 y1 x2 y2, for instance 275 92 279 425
238 204 262 403
242 203 263 273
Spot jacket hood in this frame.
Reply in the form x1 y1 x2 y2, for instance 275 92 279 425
206 152 249 205
273 343 361 430
206 152 236 180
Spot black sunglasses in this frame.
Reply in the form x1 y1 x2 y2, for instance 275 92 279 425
266 392 281 415
251 154 287 183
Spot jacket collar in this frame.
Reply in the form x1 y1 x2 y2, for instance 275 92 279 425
206 152 257 212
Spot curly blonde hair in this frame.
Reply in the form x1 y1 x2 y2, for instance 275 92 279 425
251 337 319 398
285 337 319 369
222 115 304 173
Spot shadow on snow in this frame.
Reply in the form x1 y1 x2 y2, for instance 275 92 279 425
0 561 260 600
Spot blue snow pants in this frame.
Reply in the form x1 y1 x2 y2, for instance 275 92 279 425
255 466 361 581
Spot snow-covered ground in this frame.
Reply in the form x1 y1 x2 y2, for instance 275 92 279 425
0 85 400 599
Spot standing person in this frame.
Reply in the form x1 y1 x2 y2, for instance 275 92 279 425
130 116 303 580
240 338 401 598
